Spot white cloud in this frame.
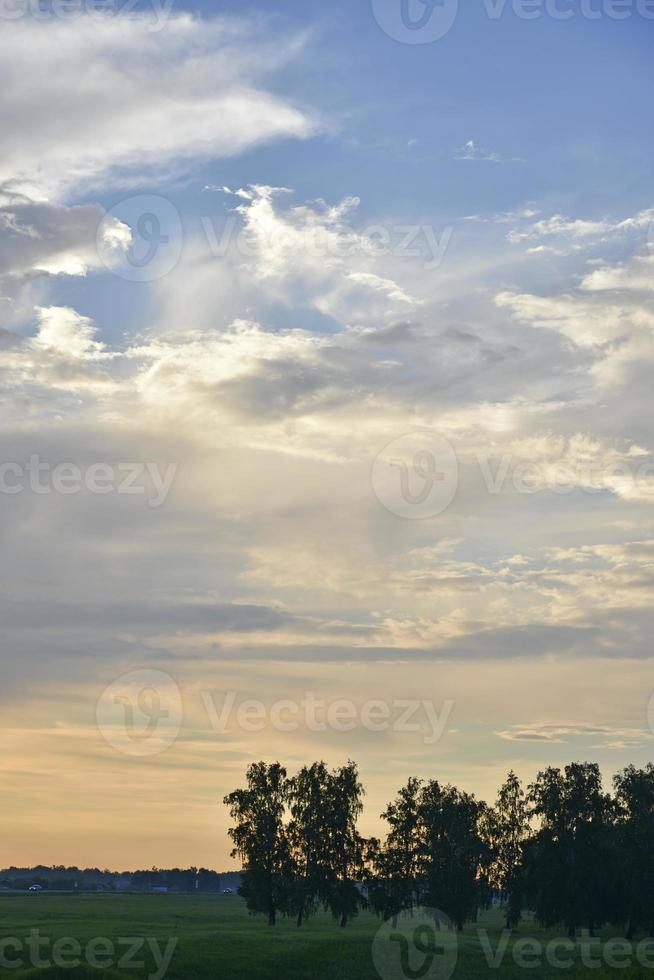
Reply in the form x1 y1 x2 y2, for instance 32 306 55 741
497 722 653 749
32 306 110 362
0 306 119 406
345 272 420 307
0 14 315 198
495 205 654 391
0 191 128 278
454 140 525 164
163 185 422 329
508 208 654 245
580 254 654 292
495 289 654 349
463 207 540 224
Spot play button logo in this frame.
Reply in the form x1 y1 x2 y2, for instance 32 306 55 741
371 0 459 43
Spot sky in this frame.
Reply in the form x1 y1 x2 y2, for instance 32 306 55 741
1 0 654 871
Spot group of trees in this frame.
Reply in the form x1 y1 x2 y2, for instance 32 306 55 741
224 761 365 927
0 865 239 893
224 760 654 938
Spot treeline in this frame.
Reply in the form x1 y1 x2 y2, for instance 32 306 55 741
0 866 240 894
224 760 654 937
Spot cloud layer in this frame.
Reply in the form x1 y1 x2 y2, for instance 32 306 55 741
0 14 314 198
1 11 653 869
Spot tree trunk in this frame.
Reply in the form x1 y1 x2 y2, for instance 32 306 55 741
297 908 304 928
340 913 347 928
268 909 276 927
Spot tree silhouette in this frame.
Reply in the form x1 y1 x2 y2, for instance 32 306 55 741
287 761 332 926
418 780 488 931
323 761 366 927
526 763 612 938
613 764 654 939
222 757 654 936
368 777 424 922
490 771 530 929
223 761 292 926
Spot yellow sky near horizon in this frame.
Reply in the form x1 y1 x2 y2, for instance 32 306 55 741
2 656 652 870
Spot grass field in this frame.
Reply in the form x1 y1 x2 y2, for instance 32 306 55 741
1 893 653 979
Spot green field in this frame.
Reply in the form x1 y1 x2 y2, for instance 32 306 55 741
1 893 653 979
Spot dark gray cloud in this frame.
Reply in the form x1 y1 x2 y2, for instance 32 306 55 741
0 599 294 633
0 194 107 278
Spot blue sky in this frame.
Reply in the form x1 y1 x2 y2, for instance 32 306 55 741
51 0 654 337
1 0 654 868
120 0 653 212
